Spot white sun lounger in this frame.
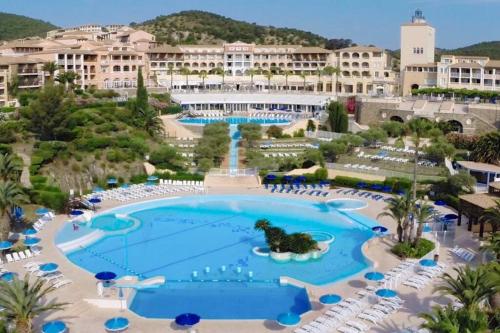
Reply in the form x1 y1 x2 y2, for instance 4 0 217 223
12 252 21 261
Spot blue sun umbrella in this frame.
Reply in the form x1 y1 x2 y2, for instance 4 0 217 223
70 210 84 216
0 241 13 250
319 294 342 305
104 317 129 332
35 207 50 216
107 178 118 185
382 185 392 193
95 271 117 281
1 272 17 282
277 312 301 327
265 174 277 181
372 226 388 233
420 259 437 267
443 214 458 220
375 289 397 298
42 320 67 333
39 263 59 274
24 237 41 247
365 272 385 281
283 175 293 183
434 200 446 206
147 175 158 181
23 228 37 236
356 182 368 189
175 313 200 327
371 184 383 191
88 197 102 204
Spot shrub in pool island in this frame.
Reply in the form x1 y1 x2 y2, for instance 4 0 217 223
391 238 435 259
254 219 318 254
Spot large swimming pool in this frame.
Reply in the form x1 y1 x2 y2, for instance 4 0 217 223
179 117 290 125
59 195 377 319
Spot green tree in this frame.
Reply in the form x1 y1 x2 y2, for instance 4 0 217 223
135 68 149 115
435 266 498 310
413 202 433 246
322 66 340 94
55 70 80 91
283 69 293 90
0 276 68 333
214 67 225 85
42 61 58 82
327 101 348 133
319 141 347 162
167 63 175 88
470 131 500 165
27 84 72 141
420 304 489 333
378 193 413 243
0 181 28 243
238 123 261 147
199 71 208 88
0 153 22 182
306 119 316 132
149 146 183 170
381 121 405 138
246 68 258 86
137 106 164 137
266 125 283 139
7 74 19 98
299 71 308 90
359 128 387 146
480 233 500 261
180 67 191 88
425 138 456 164
406 118 434 200
480 200 500 234
264 71 273 92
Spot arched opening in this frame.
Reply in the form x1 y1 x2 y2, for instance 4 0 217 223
446 120 463 133
411 84 419 91
113 65 121 72
390 115 404 123
342 52 350 59
352 52 360 59
342 62 349 67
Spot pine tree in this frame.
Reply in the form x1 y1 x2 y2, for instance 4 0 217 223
327 101 348 133
135 68 148 115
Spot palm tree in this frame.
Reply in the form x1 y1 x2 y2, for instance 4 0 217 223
180 67 191 89
435 266 497 309
264 71 273 93
42 61 58 83
470 131 500 165
167 63 175 89
314 68 322 92
138 106 164 137
480 233 500 261
282 70 293 91
413 202 433 246
322 66 340 94
0 181 27 239
407 118 434 200
255 219 271 231
0 275 67 333
0 153 22 182
55 70 80 91
199 71 208 89
419 304 489 333
479 199 500 234
378 194 413 243
214 67 225 86
246 68 257 87
299 71 308 91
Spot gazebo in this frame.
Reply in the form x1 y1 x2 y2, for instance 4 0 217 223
459 190 499 238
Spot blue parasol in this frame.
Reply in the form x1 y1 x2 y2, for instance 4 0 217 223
23 228 37 236
70 210 84 216
104 317 129 332
434 200 446 206
276 312 301 327
0 272 17 282
95 271 117 281
356 182 368 189
0 241 13 251
89 197 102 204
147 176 158 181
364 272 385 281
24 237 41 247
372 226 388 233
42 321 67 333
35 207 50 216
420 259 437 267
423 225 432 233
443 214 458 220
39 263 59 274
319 294 342 305
175 313 201 327
375 289 397 298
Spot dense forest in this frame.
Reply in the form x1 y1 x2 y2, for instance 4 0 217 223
437 41 500 60
0 12 57 41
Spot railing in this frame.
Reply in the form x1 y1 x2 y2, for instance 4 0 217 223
325 162 445 181
208 168 259 177
306 130 345 140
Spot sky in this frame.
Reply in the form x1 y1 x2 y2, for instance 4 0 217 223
1 0 499 49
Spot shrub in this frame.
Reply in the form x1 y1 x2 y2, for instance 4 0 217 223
445 133 479 150
162 104 182 115
391 239 435 259
149 146 184 170
314 167 328 180
0 144 13 154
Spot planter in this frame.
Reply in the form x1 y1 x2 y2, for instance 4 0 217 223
270 251 292 262
292 253 312 262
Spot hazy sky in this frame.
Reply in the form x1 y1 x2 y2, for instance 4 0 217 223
1 0 499 49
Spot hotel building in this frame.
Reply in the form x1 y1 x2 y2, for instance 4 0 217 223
0 56 44 106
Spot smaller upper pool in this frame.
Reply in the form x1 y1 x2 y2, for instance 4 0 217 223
179 117 290 126
91 214 134 232
327 199 367 211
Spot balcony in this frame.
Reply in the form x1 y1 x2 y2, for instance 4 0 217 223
17 69 39 75
450 72 460 78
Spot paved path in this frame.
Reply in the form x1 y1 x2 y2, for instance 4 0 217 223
13 148 32 188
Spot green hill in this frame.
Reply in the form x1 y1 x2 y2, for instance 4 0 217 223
0 12 58 41
437 41 500 60
131 10 329 46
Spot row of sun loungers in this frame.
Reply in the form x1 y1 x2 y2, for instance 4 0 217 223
448 246 475 262
380 146 425 155
266 184 330 197
248 113 294 120
169 143 196 148
357 152 410 163
418 160 438 167
180 153 195 158
5 249 40 263
23 261 72 289
175 137 195 141
343 164 380 171
33 212 55 232
260 143 312 149
337 188 387 201
263 152 299 158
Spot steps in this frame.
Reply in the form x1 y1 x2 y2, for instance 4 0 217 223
204 174 260 188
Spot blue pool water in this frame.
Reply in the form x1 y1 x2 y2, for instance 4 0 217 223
327 199 368 211
179 117 290 125
229 125 240 171
61 195 377 319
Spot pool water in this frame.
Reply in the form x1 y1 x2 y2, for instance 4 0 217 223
62 195 376 319
91 214 134 231
327 199 368 211
179 117 290 125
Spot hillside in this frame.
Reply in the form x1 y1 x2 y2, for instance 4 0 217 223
0 12 58 41
131 10 329 46
437 41 500 60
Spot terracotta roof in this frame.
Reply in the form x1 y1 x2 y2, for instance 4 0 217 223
336 46 384 53
457 161 500 173
406 63 437 68
294 47 331 54
485 60 500 68
0 56 43 65
449 62 483 69
489 181 500 190
441 55 489 60
460 193 500 210
147 45 183 53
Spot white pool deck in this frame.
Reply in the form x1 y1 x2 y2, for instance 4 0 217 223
7 187 481 333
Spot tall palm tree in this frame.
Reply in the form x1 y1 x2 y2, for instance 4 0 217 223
55 70 80 91
167 63 175 89
42 61 58 83
419 304 489 333
314 68 322 92
0 153 22 182
264 71 273 93
246 68 257 87
299 71 308 91
322 66 340 94
282 70 293 91
407 118 434 200
377 194 413 243
413 202 433 246
0 181 27 239
254 219 271 231
480 233 500 261
199 71 208 89
180 67 191 89
0 276 68 333
138 106 165 138
435 266 498 309
479 199 500 234
214 67 225 86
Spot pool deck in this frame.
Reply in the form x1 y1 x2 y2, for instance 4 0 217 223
7 187 481 333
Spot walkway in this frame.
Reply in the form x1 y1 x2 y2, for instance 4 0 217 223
12 145 32 188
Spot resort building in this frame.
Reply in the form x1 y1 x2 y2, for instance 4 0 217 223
0 56 45 106
456 161 500 193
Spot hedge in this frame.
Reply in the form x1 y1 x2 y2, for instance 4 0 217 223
31 190 68 212
332 175 411 193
